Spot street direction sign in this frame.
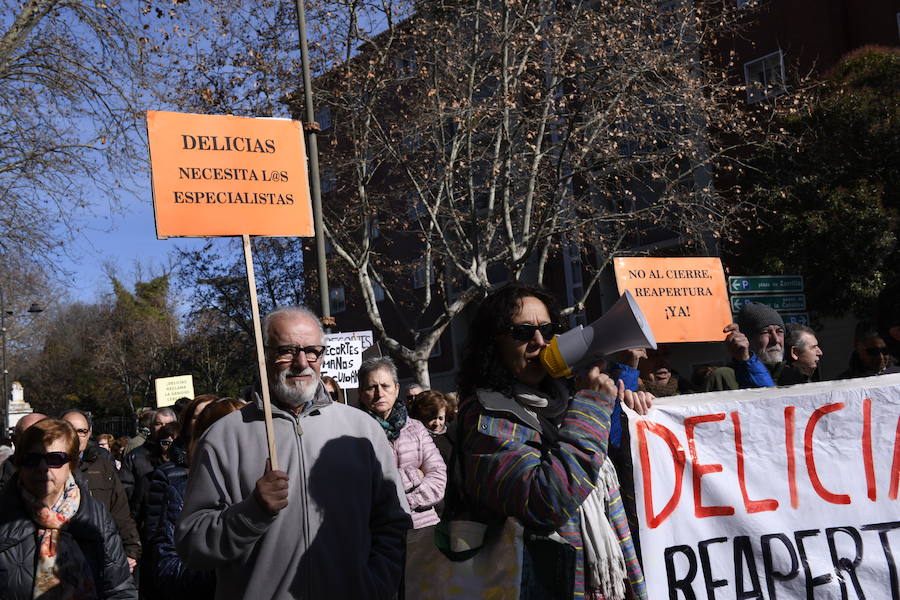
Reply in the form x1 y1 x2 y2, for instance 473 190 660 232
730 294 806 313
781 313 810 326
728 275 803 294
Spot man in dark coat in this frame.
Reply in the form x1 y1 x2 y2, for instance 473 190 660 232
62 409 141 571
778 323 823 385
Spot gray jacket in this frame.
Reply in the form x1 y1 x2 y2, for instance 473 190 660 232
175 385 412 599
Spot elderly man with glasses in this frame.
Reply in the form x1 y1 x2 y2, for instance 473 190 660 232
176 306 411 600
61 409 141 571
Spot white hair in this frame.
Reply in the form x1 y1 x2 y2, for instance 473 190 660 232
262 306 325 346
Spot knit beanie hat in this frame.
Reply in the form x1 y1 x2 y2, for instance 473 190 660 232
736 302 784 335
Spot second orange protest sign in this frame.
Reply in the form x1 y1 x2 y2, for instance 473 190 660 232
613 257 731 343
147 110 313 238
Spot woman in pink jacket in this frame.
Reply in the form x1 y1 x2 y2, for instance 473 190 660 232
357 357 447 532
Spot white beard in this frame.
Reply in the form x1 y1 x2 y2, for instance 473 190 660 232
758 346 784 365
272 367 319 408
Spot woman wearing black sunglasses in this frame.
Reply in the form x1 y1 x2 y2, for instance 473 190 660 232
0 418 136 599
447 282 650 599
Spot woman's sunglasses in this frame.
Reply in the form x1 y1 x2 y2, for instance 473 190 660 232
21 451 71 469
507 323 562 342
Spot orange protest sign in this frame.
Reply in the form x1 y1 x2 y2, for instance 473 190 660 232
147 110 313 238
613 257 731 343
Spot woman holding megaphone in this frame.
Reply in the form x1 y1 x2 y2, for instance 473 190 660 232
450 282 651 600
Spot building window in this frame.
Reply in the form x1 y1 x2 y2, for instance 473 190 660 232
446 273 466 299
735 0 755 7
406 194 427 219
394 49 417 79
370 217 381 239
744 51 786 103
351 91 371 116
321 171 336 194
373 282 385 302
473 75 498 100
315 107 332 131
658 0 678 49
563 246 586 328
329 286 346 314
412 263 433 289
400 133 423 153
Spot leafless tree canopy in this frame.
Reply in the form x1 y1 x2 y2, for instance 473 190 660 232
0 0 153 266
108 0 797 385
295 0 781 384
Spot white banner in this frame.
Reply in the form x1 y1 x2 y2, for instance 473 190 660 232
627 373 900 600
320 336 363 387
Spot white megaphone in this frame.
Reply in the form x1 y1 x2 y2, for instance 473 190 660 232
540 290 657 378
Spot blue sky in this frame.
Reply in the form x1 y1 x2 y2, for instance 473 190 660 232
57 189 209 303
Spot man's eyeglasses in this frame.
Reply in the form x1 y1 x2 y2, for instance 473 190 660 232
73 428 89 437
21 452 71 469
159 439 174 447
507 323 562 342
268 345 326 363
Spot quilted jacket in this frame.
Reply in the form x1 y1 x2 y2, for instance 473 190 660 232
391 417 447 529
142 443 189 547
152 470 215 598
0 476 137 599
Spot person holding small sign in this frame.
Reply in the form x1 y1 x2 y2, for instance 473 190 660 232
705 301 784 391
175 306 411 600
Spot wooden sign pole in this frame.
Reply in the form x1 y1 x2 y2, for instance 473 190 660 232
242 234 279 471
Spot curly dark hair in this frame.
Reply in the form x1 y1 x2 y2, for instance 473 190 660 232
457 281 561 397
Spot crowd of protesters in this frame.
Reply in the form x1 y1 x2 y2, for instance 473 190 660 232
0 282 897 599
